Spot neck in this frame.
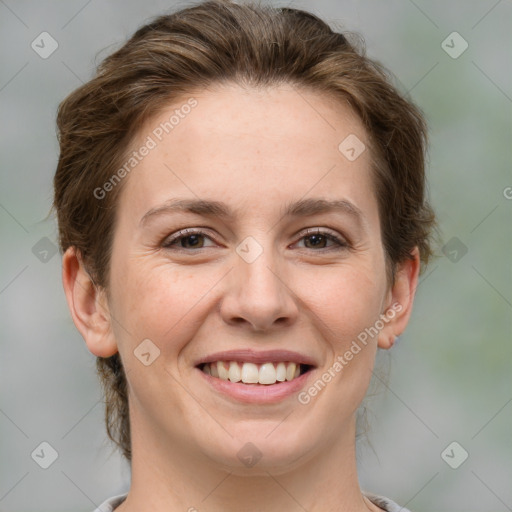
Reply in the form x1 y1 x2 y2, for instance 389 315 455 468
117 410 379 512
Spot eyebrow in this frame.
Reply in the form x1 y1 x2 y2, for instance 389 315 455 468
139 197 365 227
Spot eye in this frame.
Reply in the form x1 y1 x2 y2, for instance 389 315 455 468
294 228 349 250
162 228 216 250
161 227 349 252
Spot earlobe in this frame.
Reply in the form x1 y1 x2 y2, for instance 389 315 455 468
377 247 421 350
61 247 118 357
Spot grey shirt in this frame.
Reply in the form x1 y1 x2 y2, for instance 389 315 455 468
92 492 412 511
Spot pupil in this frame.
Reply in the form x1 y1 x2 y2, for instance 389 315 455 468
306 234 325 248
182 235 203 248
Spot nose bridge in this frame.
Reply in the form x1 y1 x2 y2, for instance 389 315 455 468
240 243 283 297
220 236 297 330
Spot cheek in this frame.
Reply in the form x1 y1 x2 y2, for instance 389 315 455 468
302 265 385 402
301 262 387 342
110 259 222 353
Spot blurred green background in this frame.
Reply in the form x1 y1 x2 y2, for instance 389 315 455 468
0 1 510 511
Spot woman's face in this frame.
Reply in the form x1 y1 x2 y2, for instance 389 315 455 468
95 83 415 471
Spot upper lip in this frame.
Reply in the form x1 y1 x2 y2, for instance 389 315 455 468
195 349 317 367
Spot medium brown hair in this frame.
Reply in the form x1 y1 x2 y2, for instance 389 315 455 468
53 0 436 462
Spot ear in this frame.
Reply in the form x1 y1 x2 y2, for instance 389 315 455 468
377 247 421 350
61 246 118 357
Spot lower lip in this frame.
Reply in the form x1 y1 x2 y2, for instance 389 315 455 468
196 367 314 404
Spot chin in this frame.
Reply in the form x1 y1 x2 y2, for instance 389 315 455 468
194 422 318 475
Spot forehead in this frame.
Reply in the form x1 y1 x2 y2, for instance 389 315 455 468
118 83 376 223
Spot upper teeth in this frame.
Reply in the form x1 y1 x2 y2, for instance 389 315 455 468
202 361 302 385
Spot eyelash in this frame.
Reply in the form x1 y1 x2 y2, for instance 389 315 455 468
162 227 349 252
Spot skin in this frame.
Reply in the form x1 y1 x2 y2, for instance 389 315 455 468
62 83 420 512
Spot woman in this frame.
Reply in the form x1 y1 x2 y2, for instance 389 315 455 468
53 1 435 510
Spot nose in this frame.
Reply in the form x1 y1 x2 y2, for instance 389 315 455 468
219 244 299 332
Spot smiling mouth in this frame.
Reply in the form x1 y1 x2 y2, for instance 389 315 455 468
198 361 314 385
